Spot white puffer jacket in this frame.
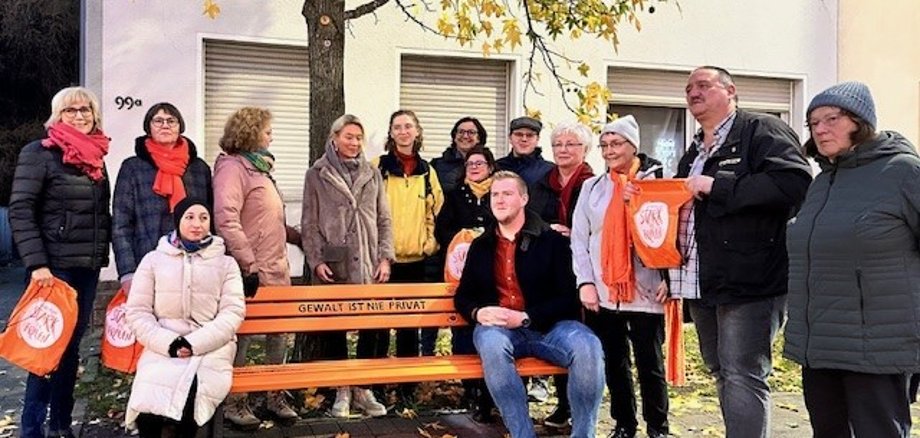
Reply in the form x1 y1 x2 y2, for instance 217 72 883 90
125 234 245 426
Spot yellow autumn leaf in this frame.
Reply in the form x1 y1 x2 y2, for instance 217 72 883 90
202 0 220 19
481 41 492 56
577 62 590 77
525 108 542 120
502 19 522 49
399 407 418 419
481 20 493 37
437 13 455 36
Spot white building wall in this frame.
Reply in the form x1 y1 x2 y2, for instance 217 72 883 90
84 0 838 279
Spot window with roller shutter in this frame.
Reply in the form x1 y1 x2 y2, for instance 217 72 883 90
203 39 310 201
399 55 512 161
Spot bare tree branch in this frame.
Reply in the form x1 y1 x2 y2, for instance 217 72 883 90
344 0 390 20
393 0 456 39
521 0 577 113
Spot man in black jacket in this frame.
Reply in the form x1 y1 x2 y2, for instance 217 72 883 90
454 170 604 438
675 66 812 437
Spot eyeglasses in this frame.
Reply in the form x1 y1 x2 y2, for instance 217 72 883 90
456 129 478 137
598 139 631 149
151 117 180 128
61 106 93 118
806 112 844 130
465 160 488 168
551 142 583 150
511 131 538 139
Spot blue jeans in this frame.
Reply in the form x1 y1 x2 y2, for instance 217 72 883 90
688 295 786 438
21 268 100 438
473 320 605 438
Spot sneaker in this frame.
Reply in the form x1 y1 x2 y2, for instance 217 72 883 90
352 387 388 417
224 394 261 430
266 390 299 422
608 426 637 438
543 405 571 428
527 377 550 403
330 386 352 417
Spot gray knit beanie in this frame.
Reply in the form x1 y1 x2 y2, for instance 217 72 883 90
601 115 640 150
807 81 876 129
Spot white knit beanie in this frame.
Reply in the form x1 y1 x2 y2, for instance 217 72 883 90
601 115 640 150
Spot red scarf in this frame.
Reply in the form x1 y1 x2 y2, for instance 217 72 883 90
548 163 594 226
145 137 190 212
42 122 109 181
395 150 417 176
600 158 640 303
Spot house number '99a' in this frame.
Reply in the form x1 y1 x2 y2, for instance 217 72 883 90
115 96 142 110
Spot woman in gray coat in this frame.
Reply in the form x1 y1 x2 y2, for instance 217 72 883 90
301 114 395 418
784 82 920 437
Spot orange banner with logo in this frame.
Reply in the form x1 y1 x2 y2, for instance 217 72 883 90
628 179 693 269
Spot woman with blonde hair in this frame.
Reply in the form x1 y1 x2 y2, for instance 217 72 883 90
10 86 112 438
301 114 394 417
212 107 299 427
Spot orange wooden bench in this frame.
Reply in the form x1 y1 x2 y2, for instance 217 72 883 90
230 282 566 394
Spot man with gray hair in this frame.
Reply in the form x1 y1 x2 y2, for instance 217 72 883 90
673 66 811 437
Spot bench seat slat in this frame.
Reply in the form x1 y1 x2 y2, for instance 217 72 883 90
231 356 566 393
238 312 465 334
249 283 453 302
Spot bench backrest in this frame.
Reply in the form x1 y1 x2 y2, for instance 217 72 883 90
239 283 465 335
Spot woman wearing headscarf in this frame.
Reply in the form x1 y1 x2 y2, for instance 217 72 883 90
112 102 212 295
301 114 394 417
570 116 671 438
9 86 112 438
785 82 920 437
125 198 245 437
212 107 298 427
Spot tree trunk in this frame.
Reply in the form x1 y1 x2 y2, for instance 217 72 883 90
303 0 345 165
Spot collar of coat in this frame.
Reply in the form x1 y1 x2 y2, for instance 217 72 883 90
480 209 548 250
315 155 376 205
504 147 546 163
379 150 431 177
156 233 226 259
134 135 200 166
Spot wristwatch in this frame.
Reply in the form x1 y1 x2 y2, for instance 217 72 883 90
521 312 531 328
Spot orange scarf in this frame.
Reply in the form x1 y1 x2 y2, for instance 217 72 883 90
145 137 190 212
42 122 109 181
600 158 640 303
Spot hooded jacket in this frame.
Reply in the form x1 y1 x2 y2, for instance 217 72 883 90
571 154 665 314
125 234 245 426
372 152 444 263
784 131 920 374
112 136 213 280
302 143 395 284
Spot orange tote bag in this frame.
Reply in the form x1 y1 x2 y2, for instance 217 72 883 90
628 179 693 269
100 287 143 373
0 277 78 376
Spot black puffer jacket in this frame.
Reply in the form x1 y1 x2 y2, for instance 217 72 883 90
9 140 111 270
784 132 920 374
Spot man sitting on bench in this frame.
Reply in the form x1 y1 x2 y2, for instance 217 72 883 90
454 170 605 438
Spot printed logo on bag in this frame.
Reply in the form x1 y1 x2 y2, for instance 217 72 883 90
105 303 136 348
17 299 64 349
634 201 669 249
447 242 472 279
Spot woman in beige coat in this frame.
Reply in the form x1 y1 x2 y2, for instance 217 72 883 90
301 114 395 417
212 107 299 426
125 198 245 437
